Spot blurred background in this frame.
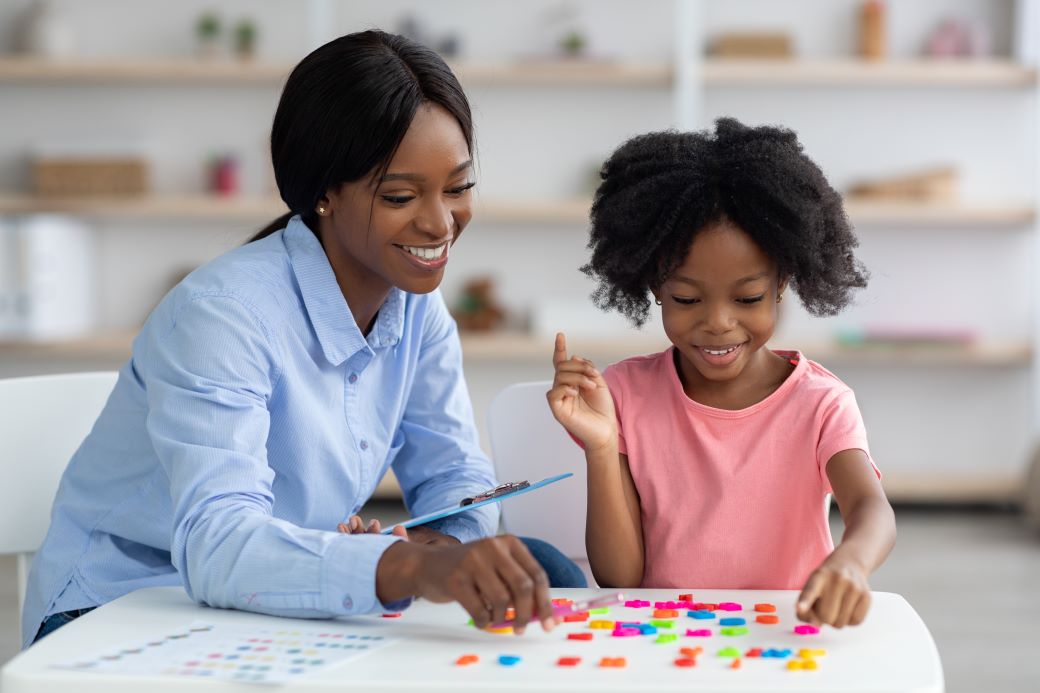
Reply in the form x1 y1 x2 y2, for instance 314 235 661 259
0 1 1038 689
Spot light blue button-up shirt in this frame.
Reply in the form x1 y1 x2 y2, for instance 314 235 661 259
22 216 499 648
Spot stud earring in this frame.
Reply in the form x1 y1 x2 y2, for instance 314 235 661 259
654 298 662 306
316 205 327 215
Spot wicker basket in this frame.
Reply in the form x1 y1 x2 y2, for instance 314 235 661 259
30 157 149 197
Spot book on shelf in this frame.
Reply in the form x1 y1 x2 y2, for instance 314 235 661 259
0 215 96 341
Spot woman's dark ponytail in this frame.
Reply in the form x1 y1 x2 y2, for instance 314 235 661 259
252 212 295 242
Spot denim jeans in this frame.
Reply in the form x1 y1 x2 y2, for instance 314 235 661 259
32 607 96 644
518 536 587 588
31 538 584 644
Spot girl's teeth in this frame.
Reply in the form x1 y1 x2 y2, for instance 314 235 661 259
705 346 737 356
404 245 446 260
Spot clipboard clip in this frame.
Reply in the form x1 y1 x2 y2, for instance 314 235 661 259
460 480 530 506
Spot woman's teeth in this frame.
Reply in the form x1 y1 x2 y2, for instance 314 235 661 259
403 244 446 260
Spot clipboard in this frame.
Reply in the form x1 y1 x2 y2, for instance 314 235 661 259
380 473 574 534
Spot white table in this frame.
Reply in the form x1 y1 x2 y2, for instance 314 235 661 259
2 587 943 692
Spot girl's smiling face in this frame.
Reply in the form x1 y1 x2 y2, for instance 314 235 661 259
654 218 787 396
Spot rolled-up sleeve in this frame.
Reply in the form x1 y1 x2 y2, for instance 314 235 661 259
143 293 404 618
391 294 500 543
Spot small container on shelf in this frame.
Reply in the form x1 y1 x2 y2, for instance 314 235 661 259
858 0 887 60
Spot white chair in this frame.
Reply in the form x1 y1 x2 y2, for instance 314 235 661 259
0 371 118 613
487 381 588 562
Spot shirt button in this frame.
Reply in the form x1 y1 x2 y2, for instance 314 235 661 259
342 595 353 610
348 373 358 384
359 440 368 450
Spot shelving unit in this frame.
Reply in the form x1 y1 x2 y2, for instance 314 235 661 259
1 0 1037 503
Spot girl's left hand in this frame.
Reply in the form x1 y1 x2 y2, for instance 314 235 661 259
795 552 872 628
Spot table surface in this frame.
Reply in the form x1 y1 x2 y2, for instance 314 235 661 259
2 587 944 692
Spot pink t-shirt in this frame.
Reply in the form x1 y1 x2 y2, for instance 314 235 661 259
602 348 877 590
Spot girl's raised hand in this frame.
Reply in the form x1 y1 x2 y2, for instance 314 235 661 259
546 332 617 452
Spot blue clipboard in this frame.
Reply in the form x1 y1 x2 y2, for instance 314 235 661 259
380 473 574 534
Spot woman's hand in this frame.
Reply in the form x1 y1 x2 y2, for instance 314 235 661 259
337 516 459 546
796 551 872 628
338 515 408 539
375 535 556 635
546 332 617 452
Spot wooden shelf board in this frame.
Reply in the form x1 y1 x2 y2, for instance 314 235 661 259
452 60 672 86
461 334 1033 366
844 199 1037 226
363 468 1026 504
1 194 1033 227
0 331 1031 367
0 57 670 87
703 58 1038 87
881 473 1023 503
3 58 1032 88
0 194 289 221
0 57 291 84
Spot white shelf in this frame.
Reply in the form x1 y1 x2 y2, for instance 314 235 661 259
0 194 1033 227
0 194 591 224
0 194 290 221
0 57 669 87
1 57 1035 88
3 331 1028 368
844 198 1037 226
460 333 1032 367
703 58 1038 87
0 57 291 84
451 60 672 86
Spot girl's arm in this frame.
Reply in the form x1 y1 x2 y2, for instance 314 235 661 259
797 449 896 628
547 333 645 588
584 448 644 587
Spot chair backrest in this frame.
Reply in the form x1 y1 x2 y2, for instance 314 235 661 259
487 381 587 561
0 371 118 609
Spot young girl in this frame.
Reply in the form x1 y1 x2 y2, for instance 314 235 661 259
549 118 896 629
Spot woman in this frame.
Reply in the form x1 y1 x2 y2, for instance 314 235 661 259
23 30 582 649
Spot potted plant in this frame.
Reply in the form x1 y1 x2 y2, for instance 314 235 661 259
233 18 257 60
195 12 221 59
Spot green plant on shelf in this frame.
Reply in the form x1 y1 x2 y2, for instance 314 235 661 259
234 18 257 60
195 12 221 59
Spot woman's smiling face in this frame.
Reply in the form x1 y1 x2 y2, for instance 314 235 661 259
319 102 474 297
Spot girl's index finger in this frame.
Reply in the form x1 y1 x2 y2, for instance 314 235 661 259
553 332 569 367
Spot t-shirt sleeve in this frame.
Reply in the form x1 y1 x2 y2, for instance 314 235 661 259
602 365 627 456
817 388 879 492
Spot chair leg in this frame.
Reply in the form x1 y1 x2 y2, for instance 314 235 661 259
16 552 31 615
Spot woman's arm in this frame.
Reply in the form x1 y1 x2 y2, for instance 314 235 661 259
797 449 896 627
547 332 644 588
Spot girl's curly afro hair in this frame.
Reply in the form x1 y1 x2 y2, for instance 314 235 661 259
582 117 868 327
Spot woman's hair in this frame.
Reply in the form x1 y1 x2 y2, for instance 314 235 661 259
250 30 474 241
582 117 868 326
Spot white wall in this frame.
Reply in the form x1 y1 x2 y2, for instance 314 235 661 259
0 0 1035 493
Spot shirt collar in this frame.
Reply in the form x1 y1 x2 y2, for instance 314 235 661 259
283 215 405 366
